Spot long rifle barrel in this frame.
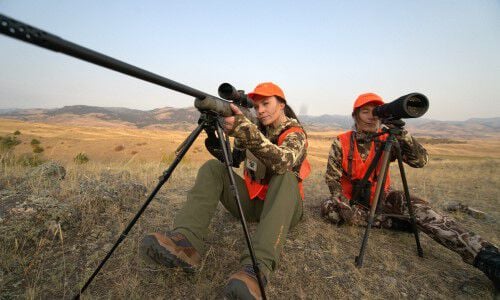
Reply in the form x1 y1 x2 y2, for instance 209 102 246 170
0 13 214 100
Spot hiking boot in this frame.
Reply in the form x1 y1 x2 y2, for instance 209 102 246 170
223 265 267 300
140 231 201 273
473 245 500 291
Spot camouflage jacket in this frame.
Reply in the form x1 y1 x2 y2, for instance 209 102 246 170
230 115 307 176
325 128 429 201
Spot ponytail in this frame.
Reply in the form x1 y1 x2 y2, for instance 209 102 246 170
277 97 301 124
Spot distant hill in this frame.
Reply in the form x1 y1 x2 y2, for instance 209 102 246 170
0 108 21 114
299 114 352 130
1 105 499 138
0 105 200 130
300 115 500 138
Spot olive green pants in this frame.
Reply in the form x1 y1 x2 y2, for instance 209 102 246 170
173 159 303 277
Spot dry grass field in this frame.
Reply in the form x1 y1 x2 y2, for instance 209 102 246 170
0 118 499 299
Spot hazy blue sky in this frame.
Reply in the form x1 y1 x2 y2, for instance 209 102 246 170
1 1 499 120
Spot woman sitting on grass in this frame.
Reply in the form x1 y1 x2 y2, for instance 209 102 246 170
141 82 310 299
321 92 499 291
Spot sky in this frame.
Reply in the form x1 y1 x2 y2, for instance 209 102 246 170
0 1 499 121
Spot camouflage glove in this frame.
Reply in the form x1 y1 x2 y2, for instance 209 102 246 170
321 196 374 226
385 121 408 141
321 197 355 225
321 198 343 225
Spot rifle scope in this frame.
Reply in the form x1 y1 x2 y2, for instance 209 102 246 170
218 83 254 108
373 93 429 120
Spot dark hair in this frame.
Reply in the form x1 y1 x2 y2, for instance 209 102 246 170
278 97 300 124
352 108 359 120
257 96 301 132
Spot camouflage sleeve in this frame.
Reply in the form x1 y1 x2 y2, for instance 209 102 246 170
397 131 429 168
233 137 244 149
229 115 306 174
325 138 349 202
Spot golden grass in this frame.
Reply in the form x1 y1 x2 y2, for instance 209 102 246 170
0 119 208 165
0 118 499 299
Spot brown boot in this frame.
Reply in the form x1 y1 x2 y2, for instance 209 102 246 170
223 265 267 300
140 231 201 273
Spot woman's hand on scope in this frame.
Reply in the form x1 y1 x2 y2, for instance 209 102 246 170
223 104 243 134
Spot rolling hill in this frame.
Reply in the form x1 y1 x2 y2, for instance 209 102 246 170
1 105 499 138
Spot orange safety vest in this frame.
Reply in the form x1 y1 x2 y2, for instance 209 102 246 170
338 131 390 205
244 127 311 200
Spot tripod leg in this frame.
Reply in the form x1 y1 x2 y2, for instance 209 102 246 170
395 143 424 257
215 122 267 300
355 139 393 267
73 122 205 299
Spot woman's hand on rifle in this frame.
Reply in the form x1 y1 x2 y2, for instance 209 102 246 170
223 104 243 134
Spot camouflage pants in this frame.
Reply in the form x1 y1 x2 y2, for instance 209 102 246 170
321 190 494 264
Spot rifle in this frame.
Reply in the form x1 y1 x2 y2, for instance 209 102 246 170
0 14 256 121
0 13 267 299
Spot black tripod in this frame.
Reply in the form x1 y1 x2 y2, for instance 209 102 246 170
74 112 267 299
354 122 424 267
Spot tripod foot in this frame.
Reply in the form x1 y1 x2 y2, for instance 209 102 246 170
417 248 424 258
355 256 363 268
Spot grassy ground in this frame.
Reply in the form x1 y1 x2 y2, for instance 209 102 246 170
0 119 499 299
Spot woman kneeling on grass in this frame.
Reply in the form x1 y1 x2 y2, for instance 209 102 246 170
141 82 310 299
321 92 499 291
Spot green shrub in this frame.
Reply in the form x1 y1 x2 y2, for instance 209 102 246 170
17 153 45 167
30 139 41 146
0 135 21 152
74 152 89 164
33 145 44 153
13 130 21 135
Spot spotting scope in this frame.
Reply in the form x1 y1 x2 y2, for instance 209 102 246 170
373 93 429 120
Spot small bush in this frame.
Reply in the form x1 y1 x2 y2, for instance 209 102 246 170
0 135 21 152
30 139 41 146
13 130 21 135
17 153 45 167
74 152 89 164
33 145 44 153
114 145 125 152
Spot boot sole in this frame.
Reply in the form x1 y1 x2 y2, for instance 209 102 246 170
140 234 196 273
